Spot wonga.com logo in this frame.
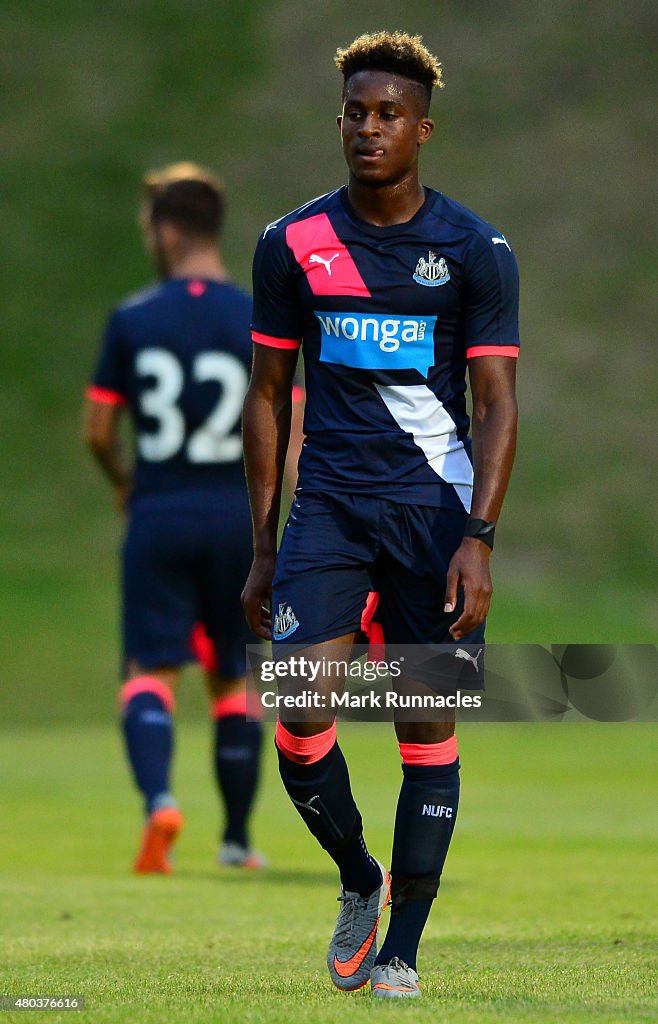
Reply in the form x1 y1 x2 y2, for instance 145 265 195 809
315 311 437 376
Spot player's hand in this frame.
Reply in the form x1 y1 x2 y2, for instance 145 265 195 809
241 554 276 640
444 538 493 640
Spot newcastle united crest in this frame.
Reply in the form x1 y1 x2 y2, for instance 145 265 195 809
413 251 450 287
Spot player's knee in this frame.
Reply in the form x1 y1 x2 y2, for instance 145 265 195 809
396 720 455 746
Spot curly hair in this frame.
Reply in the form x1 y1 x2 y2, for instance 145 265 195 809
335 30 443 101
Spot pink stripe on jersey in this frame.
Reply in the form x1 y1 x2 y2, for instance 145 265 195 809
275 721 337 764
86 384 127 405
466 345 519 359
120 675 175 713
399 735 458 766
252 330 301 350
285 213 371 297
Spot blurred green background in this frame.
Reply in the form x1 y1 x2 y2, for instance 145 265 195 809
1 1 656 725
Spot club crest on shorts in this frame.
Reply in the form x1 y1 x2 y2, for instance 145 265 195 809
413 251 450 287
273 603 300 640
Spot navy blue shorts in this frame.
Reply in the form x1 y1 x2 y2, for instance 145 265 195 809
272 492 485 650
122 489 254 678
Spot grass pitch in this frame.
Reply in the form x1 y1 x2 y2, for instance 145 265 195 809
1 722 656 1023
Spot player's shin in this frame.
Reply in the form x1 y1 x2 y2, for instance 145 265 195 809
276 721 382 897
376 736 460 971
212 691 263 850
119 675 176 814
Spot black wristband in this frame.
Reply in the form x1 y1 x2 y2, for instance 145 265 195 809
463 518 495 550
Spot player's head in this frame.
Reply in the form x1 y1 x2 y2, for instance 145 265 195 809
140 162 225 276
335 31 442 187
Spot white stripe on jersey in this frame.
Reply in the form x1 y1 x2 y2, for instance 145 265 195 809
374 384 474 511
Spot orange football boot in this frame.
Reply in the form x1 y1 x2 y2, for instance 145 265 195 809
133 806 184 874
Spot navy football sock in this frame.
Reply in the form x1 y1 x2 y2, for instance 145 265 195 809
376 757 460 970
214 714 262 848
277 732 381 897
376 899 432 972
122 690 174 815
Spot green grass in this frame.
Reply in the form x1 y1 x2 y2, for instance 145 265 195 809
2 722 656 1022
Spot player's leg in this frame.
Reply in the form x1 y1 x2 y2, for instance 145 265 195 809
275 633 383 893
196 491 266 868
120 661 180 816
121 661 185 873
203 665 265 869
370 718 458 998
273 493 381 894
370 504 480 997
275 633 390 992
120 502 197 872
271 493 389 990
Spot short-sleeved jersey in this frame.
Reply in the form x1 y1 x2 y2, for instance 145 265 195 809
252 187 520 511
90 278 252 497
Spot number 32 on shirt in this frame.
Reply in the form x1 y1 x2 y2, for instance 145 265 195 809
135 347 248 464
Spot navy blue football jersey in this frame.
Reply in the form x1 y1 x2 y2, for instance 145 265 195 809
252 187 520 511
90 278 252 496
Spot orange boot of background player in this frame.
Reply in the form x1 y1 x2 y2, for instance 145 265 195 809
133 805 184 874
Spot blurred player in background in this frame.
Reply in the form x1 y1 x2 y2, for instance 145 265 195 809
242 33 518 998
85 163 302 873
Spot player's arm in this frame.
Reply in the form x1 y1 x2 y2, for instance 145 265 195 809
84 396 132 514
444 233 520 640
469 357 518 524
444 357 517 639
85 310 133 514
241 345 299 639
284 384 305 495
242 222 303 639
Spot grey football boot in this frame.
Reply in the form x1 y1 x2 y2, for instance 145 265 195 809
217 842 268 869
327 860 391 991
371 956 421 999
